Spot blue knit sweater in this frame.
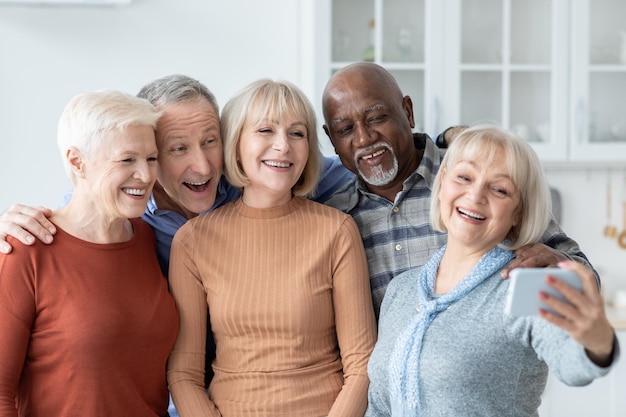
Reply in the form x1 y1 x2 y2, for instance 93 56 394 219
365 265 619 417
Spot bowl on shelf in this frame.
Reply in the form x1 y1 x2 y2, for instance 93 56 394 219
535 122 550 143
610 121 626 141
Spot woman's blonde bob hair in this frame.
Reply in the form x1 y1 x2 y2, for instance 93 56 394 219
220 79 322 197
430 124 551 250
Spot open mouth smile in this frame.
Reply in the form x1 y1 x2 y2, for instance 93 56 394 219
123 188 147 196
457 207 486 221
263 160 292 168
360 148 386 160
184 179 210 192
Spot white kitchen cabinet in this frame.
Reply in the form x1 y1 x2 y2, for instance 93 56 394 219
317 0 439 138
442 0 570 161
538 330 625 417
568 0 626 161
312 0 626 162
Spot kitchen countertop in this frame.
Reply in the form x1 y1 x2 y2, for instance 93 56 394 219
606 305 626 330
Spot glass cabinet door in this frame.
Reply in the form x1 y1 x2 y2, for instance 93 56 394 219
330 0 425 64
446 0 569 160
570 0 626 161
318 0 626 162
329 0 434 136
381 0 425 64
331 0 375 63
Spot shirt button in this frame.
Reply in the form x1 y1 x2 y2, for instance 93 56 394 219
392 206 400 213
395 244 402 251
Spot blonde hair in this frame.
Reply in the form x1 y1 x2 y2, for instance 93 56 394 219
430 124 551 250
220 79 322 197
57 90 161 182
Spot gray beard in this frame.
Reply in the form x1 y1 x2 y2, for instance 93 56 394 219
357 153 399 187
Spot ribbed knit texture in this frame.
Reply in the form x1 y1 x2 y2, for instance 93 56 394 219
167 197 376 417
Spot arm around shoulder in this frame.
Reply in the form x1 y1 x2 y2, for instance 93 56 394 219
0 204 56 254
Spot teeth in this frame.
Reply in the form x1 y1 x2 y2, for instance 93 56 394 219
361 148 386 160
458 208 485 220
185 180 209 186
264 161 290 168
124 188 146 196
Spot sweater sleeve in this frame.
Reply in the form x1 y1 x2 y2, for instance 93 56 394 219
327 216 377 417
364 270 415 417
506 314 618 386
0 242 35 417
167 224 221 417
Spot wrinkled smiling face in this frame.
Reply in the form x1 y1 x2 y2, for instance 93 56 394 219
438 146 521 252
83 124 158 220
155 97 223 216
322 71 415 191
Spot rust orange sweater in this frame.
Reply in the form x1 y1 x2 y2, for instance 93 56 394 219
0 218 178 417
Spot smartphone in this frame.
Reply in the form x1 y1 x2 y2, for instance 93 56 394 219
504 268 583 317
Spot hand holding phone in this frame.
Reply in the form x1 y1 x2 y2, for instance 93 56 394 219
504 267 583 317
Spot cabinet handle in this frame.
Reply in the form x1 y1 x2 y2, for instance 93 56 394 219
575 99 586 145
431 97 440 135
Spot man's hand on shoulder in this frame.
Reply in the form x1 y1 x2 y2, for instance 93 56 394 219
435 125 468 148
0 204 55 254
500 243 568 278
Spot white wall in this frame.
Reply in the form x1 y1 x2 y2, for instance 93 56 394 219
0 0 316 210
545 170 626 304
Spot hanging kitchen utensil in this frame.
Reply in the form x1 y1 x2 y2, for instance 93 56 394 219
618 201 626 249
604 179 617 238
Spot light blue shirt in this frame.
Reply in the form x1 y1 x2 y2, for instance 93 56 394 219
142 176 239 275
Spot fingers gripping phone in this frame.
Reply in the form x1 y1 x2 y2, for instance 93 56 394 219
504 268 583 317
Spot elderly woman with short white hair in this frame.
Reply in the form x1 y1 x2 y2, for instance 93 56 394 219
0 90 179 417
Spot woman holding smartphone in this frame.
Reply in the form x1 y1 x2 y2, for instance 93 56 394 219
365 125 618 417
